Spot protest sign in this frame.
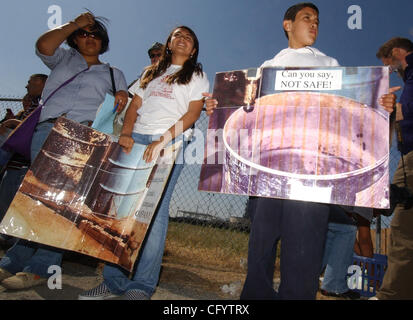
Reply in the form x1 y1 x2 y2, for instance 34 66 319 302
0 118 181 270
199 66 390 209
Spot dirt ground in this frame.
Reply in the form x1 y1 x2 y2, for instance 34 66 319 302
0 246 233 300
0 244 347 301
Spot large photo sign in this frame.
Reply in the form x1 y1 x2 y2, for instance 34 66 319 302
199 67 390 209
0 117 181 271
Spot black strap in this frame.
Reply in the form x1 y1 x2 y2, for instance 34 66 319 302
42 67 89 108
109 67 116 95
395 122 409 188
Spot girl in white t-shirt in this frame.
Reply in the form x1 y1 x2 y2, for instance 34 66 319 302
79 26 209 300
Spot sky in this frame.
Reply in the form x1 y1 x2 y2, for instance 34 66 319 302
1 0 412 97
0 0 409 223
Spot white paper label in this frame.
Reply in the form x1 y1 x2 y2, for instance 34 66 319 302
289 180 332 203
275 69 343 91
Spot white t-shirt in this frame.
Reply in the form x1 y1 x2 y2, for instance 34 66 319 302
260 46 340 68
129 65 209 138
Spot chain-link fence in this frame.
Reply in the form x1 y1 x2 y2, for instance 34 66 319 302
0 95 23 121
166 112 250 271
170 112 249 222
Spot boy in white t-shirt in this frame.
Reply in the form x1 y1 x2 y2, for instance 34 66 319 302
204 2 396 300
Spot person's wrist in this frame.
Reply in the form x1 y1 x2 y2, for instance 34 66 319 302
70 20 81 29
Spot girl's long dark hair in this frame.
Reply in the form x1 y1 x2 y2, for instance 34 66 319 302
140 26 203 89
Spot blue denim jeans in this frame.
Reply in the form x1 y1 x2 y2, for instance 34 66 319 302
103 132 187 297
321 222 357 294
0 240 63 278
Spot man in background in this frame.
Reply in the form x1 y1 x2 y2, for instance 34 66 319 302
374 37 413 300
128 42 164 91
0 74 47 245
0 74 47 145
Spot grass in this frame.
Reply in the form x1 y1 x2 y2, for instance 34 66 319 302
162 220 354 300
162 220 284 299
165 221 250 272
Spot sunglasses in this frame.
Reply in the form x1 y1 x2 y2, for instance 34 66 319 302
149 53 162 59
76 29 103 40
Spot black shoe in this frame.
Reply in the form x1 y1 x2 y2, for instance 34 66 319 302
340 290 361 300
321 289 360 300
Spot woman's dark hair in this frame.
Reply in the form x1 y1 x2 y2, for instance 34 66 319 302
66 15 109 54
140 26 203 89
283 2 319 39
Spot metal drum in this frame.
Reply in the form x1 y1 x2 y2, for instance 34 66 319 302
32 118 110 194
85 143 156 219
222 91 389 207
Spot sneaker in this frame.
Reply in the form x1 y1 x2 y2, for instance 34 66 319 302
0 268 13 282
78 283 120 300
123 289 150 300
1 272 46 290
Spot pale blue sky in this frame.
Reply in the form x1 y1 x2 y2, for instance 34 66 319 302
1 0 412 97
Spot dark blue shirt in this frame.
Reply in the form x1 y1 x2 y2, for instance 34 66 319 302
399 52 413 155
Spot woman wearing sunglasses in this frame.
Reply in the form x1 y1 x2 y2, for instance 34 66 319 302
0 12 128 291
35 11 128 127
79 26 209 300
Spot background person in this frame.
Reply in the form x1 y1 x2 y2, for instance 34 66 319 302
373 37 413 300
128 42 164 91
0 74 47 141
319 207 371 300
0 74 47 163
147 41 163 66
0 74 48 250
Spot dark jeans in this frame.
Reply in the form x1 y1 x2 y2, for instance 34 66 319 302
240 197 330 300
0 167 28 222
